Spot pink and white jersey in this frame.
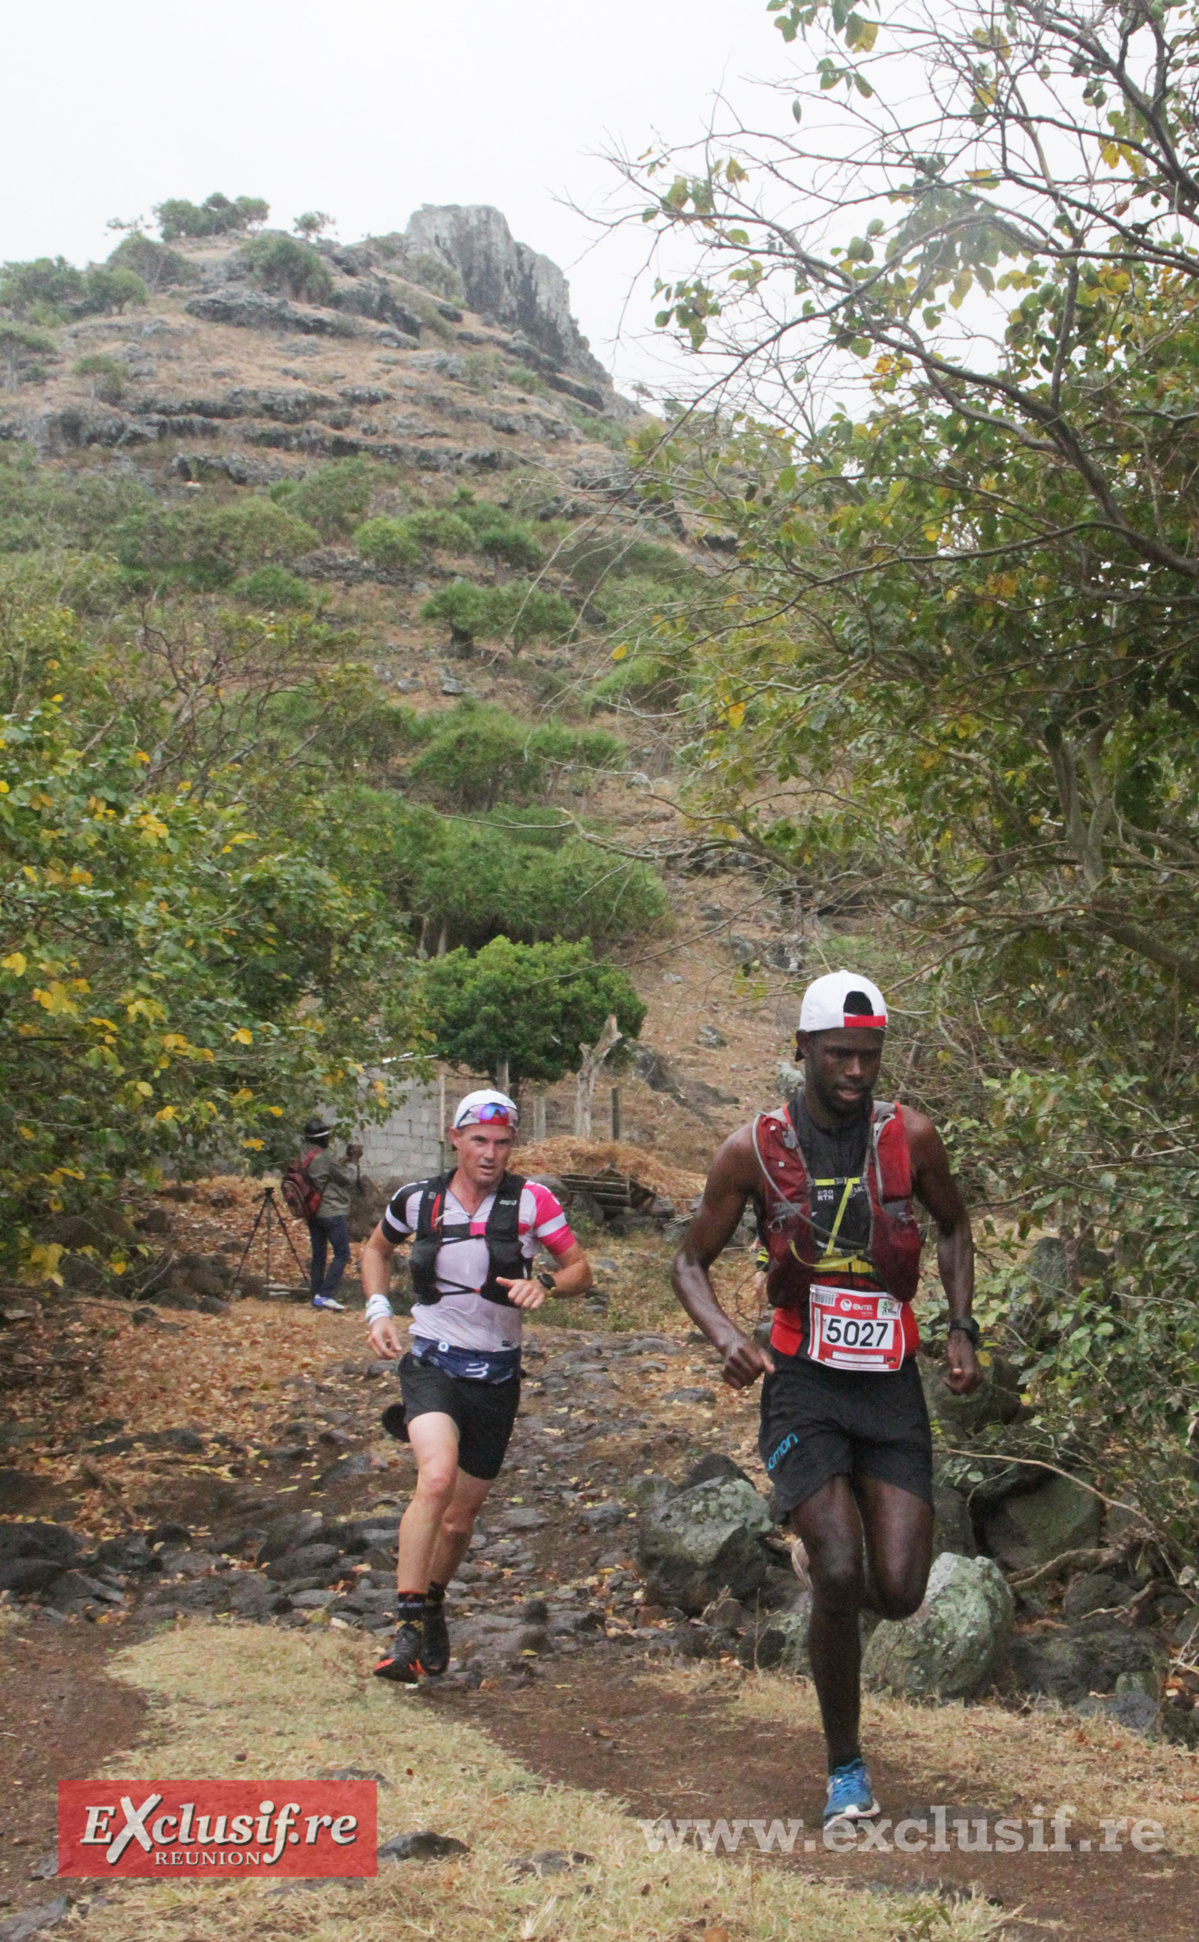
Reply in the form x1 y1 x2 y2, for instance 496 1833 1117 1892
379 1178 575 1353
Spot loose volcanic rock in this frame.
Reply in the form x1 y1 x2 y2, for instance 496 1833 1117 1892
635 1476 774 1615
863 1552 1014 1701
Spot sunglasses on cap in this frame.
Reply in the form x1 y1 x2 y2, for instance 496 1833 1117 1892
465 1103 515 1125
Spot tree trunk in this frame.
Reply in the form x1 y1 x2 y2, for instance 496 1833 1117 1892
574 1014 622 1139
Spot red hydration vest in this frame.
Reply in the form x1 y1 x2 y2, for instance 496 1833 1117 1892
751 1098 923 1314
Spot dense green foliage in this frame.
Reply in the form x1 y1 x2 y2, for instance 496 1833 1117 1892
420 578 576 650
240 233 333 303
621 0 1199 1551
0 256 146 323
405 701 623 809
422 936 646 1090
106 234 199 291
155 193 269 240
0 589 426 1273
270 459 376 541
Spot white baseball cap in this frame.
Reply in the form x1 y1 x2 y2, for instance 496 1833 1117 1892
452 1087 519 1129
799 969 888 1034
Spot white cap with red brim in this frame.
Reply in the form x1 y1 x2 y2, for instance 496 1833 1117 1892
799 969 888 1033
452 1088 520 1129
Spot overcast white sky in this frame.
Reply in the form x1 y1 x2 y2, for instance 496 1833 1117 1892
1 0 781 395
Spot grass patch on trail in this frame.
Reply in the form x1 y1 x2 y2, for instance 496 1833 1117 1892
90 1623 1005 1942
664 1662 1199 1858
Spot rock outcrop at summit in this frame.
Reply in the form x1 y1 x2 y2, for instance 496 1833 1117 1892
402 205 608 382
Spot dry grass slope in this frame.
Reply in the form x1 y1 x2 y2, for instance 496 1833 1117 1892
87 1622 1008 1942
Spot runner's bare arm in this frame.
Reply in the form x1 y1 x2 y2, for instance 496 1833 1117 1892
905 1110 980 1397
361 1222 405 1358
497 1239 592 1310
672 1126 775 1390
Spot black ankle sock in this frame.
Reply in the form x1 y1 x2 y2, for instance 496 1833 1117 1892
425 1580 446 1607
396 1592 426 1623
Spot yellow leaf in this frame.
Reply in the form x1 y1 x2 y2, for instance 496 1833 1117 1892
33 982 81 1017
230 1027 253 1046
230 1087 254 1106
242 1138 266 1151
726 702 746 729
2 951 27 975
610 644 629 661
154 1106 177 1122
135 1080 154 1097
0 782 8 795
17 1124 35 1140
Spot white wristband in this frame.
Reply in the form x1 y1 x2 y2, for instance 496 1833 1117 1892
364 1293 394 1327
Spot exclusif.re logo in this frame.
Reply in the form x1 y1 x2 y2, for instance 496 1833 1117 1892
58 1781 378 1878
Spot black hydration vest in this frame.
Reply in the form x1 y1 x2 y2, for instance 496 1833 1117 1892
408 1171 527 1308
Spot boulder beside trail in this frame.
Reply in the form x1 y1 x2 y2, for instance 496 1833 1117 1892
862 1552 1014 1700
635 1477 774 1615
1008 1620 1166 1705
982 1472 1102 1572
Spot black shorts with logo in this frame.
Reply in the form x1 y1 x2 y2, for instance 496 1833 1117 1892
759 1349 933 1518
397 1352 520 1481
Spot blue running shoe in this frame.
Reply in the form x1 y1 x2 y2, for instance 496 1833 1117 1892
824 1758 879 1824
311 1294 346 1311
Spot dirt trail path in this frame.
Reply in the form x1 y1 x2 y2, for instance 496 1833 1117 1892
439 1663 1191 1941
2 1239 1196 1941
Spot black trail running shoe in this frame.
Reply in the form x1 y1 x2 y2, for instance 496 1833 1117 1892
373 1619 423 1684
420 1598 450 1676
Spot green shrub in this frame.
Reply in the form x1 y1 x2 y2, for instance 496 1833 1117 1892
0 320 55 355
420 579 576 650
354 516 422 572
401 508 476 554
271 458 375 541
418 831 667 949
422 935 647 1088
155 193 269 241
236 565 314 608
106 233 199 291
241 233 332 303
0 257 145 322
119 498 319 590
74 353 126 406
401 249 465 303
0 257 84 320
293 212 334 240
405 702 622 810
407 704 545 808
79 264 147 315
503 363 549 395
453 497 545 570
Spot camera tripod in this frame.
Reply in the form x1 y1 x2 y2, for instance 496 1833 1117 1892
234 1185 309 1295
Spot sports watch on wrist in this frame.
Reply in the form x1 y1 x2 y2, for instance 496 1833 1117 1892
537 1271 557 1293
947 1316 982 1347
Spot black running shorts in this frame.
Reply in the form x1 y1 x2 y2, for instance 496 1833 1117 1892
759 1349 933 1518
397 1353 520 1481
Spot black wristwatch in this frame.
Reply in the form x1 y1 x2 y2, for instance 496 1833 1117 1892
537 1272 557 1293
948 1317 982 1347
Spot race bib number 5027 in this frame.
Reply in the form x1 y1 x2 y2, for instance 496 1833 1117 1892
808 1286 904 1372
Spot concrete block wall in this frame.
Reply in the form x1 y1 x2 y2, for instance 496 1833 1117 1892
354 1073 491 1185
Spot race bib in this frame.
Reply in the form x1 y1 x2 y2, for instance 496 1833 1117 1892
808 1284 905 1372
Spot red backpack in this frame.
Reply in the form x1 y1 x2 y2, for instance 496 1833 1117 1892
282 1147 323 1219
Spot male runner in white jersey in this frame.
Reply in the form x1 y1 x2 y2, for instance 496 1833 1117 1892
673 971 980 1823
360 1089 592 1682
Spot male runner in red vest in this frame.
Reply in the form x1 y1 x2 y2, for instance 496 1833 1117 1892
673 970 979 1824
